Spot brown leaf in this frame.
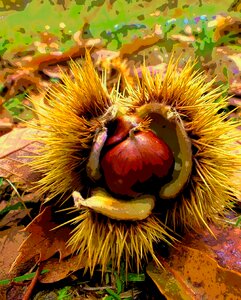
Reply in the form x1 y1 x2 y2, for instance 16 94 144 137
39 255 85 284
230 81 241 96
147 246 241 300
119 25 163 58
0 209 32 229
0 226 28 300
171 34 195 43
0 121 13 137
5 285 26 300
42 65 68 79
182 224 241 273
229 96 241 107
0 226 27 281
11 206 73 270
213 15 241 42
0 109 14 137
0 99 13 126
13 38 103 71
0 127 42 187
3 69 44 101
147 260 194 300
147 225 241 299
0 189 41 230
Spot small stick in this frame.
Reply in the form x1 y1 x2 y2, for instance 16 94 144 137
22 263 43 300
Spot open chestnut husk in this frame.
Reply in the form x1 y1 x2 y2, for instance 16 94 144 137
29 52 241 275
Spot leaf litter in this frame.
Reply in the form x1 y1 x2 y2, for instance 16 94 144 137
1 1 241 299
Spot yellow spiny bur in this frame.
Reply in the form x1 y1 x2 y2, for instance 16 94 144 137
30 51 241 274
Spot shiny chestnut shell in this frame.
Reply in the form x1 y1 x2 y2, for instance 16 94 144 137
101 129 174 197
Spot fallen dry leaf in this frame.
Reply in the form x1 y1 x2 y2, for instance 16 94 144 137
0 209 32 229
213 15 241 42
229 96 241 107
0 120 13 137
230 81 241 96
147 259 194 300
39 255 85 284
171 34 195 43
147 225 241 299
5 285 26 300
0 189 41 230
147 246 241 300
182 224 241 273
0 121 13 131
3 69 44 101
0 101 14 128
0 127 42 187
12 206 73 271
0 226 27 300
119 25 163 58
12 38 103 71
0 226 27 281
42 65 68 79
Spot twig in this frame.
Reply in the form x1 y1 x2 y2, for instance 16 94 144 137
82 285 114 291
22 263 43 300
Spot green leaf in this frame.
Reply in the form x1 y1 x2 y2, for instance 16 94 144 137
223 67 228 79
0 83 5 93
57 286 72 300
104 296 114 300
116 276 123 294
127 273 145 282
105 271 110 285
0 269 49 285
50 78 60 83
3 94 25 117
105 288 121 300
0 202 25 216
235 216 241 227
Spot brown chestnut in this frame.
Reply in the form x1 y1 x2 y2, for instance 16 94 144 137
101 116 174 197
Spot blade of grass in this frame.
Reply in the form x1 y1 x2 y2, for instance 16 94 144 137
0 201 25 216
0 270 49 285
105 288 121 300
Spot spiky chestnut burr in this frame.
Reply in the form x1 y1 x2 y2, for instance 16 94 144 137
30 52 241 275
